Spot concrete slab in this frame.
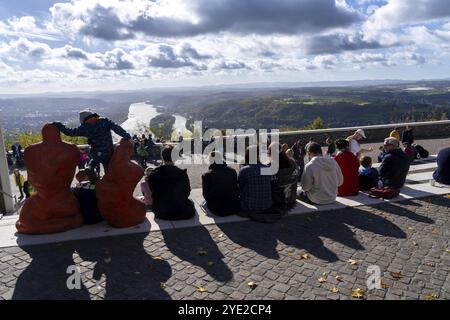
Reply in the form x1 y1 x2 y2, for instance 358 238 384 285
406 171 433 182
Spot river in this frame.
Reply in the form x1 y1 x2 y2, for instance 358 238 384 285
120 102 191 140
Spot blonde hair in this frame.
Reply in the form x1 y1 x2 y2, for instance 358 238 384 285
286 149 294 159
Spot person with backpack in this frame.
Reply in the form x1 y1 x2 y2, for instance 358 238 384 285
147 145 196 220
378 138 410 189
202 151 240 216
433 144 450 185
333 139 360 196
53 109 131 176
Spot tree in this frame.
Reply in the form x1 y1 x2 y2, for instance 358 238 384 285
303 117 327 130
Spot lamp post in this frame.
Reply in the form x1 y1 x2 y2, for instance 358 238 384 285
0 127 15 215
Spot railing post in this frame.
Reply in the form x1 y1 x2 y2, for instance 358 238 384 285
0 127 15 214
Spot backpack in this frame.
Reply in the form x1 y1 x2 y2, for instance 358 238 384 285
369 187 400 199
413 144 429 159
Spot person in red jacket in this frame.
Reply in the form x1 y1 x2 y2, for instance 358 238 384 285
333 139 360 196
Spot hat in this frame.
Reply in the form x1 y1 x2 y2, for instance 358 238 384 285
384 137 399 147
79 109 96 124
355 129 366 139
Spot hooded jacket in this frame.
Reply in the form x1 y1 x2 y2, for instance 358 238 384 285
53 118 131 162
202 163 240 216
300 156 344 205
147 165 195 220
379 148 410 189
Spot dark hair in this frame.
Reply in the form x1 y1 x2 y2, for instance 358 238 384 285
307 142 322 155
269 142 291 169
394 127 399 131
161 145 174 163
335 139 350 151
209 151 224 164
360 156 372 168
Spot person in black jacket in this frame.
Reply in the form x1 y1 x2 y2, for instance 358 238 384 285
433 144 450 185
379 138 410 189
401 125 414 145
202 151 240 216
148 145 196 221
359 156 379 191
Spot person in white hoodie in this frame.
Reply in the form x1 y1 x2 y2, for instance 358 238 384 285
299 142 344 205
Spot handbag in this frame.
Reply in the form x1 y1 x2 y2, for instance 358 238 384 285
369 187 400 199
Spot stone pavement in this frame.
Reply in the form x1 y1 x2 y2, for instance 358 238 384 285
1 195 449 300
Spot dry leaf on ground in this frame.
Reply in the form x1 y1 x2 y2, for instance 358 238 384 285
351 288 364 298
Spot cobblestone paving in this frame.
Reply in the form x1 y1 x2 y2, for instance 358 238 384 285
1 196 449 300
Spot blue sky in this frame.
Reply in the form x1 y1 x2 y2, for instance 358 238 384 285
0 0 450 93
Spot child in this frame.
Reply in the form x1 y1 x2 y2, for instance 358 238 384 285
359 156 379 191
72 169 102 224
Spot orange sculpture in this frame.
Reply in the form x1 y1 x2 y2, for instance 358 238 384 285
96 138 146 228
16 124 83 234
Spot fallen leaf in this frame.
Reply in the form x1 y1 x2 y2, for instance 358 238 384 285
300 252 310 260
197 248 208 256
418 270 423 274
207 261 215 267
381 281 389 289
154 256 164 261
318 277 327 283
287 250 294 257
412 241 418 247
425 294 438 300
160 282 166 289
335 276 344 282
322 272 329 276
331 287 339 293
407 227 416 231
247 282 258 290
445 249 450 253
218 233 224 238
351 288 364 299
196 287 207 293
390 272 402 280
425 262 435 267
347 259 358 265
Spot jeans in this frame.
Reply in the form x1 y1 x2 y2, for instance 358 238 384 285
88 157 111 177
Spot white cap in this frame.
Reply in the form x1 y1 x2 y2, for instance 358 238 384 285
355 129 366 139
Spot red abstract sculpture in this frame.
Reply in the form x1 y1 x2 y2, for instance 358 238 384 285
96 139 146 228
16 124 83 234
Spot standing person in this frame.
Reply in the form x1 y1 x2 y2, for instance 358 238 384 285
238 146 272 215
299 142 343 205
433 143 450 185
137 139 149 168
379 138 410 189
53 109 131 176
389 128 401 142
147 145 195 220
12 169 25 199
347 129 373 157
326 137 336 157
202 151 240 216
402 125 414 145
333 139 360 196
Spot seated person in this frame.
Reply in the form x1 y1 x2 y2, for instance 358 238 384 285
238 146 273 215
378 145 388 163
379 138 410 189
403 142 416 162
299 142 343 205
148 145 195 220
140 167 153 208
269 142 299 208
333 139 360 196
202 151 240 216
359 156 379 191
72 170 102 225
433 144 450 185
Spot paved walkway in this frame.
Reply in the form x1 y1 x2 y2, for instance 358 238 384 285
0 195 449 300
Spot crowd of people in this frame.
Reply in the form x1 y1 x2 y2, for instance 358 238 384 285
5 108 450 225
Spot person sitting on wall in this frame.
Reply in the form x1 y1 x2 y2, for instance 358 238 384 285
202 151 240 217
148 145 196 221
379 138 410 189
389 127 401 142
359 156 379 191
333 139 360 197
299 142 343 205
53 109 131 176
433 142 450 185
72 170 103 225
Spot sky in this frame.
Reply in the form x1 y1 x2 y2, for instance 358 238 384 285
1 0 450 93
